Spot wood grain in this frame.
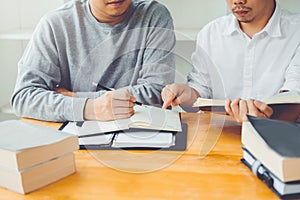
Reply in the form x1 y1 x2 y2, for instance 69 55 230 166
0 113 279 200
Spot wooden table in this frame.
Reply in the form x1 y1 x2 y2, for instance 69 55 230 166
0 112 279 200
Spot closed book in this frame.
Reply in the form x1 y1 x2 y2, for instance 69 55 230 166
111 129 175 148
0 153 76 194
242 116 300 182
242 148 300 198
0 120 79 171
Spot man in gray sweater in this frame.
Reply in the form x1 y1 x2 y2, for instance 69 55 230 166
11 0 175 122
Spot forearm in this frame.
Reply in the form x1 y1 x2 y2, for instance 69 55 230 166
12 87 87 122
76 90 106 99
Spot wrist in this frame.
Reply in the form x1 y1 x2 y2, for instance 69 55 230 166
190 88 200 102
84 99 96 120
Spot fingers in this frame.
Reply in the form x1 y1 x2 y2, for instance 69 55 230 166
113 109 135 120
161 84 178 109
225 98 274 124
225 98 250 123
239 100 248 122
111 89 135 118
230 98 244 123
161 84 198 109
112 89 131 100
111 89 135 107
225 99 232 115
88 89 136 121
254 100 273 118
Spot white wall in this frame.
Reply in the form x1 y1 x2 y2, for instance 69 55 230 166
0 0 64 107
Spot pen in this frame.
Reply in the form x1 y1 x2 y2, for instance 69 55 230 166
92 82 144 106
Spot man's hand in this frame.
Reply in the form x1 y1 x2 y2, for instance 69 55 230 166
84 89 135 121
225 99 273 123
55 88 76 97
161 84 199 109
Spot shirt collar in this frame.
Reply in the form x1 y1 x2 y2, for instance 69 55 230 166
262 4 282 37
223 14 240 36
223 4 282 37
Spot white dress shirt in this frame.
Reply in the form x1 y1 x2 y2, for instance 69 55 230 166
188 4 300 101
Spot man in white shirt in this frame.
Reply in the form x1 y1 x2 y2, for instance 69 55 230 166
161 0 300 123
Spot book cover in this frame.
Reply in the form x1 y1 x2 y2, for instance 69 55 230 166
242 148 300 199
0 153 76 194
0 120 78 171
242 116 300 182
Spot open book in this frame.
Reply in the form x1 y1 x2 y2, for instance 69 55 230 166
193 91 300 107
61 105 182 137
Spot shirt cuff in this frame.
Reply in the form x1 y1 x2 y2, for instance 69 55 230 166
63 97 88 121
76 91 106 99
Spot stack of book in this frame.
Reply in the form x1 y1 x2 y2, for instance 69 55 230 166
0 120 78 194
241 115 300 198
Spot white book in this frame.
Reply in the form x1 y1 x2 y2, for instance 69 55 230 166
193 91 300 107
0 153 76 194
62 105 182 137
243 149 300 196
111 130 175 148
78 133 114 146
0 120 78 171
242 117 300 182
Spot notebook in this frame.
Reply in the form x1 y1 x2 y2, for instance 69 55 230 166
61 105 182 137
61 124 188 151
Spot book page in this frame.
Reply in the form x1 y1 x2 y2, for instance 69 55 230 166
130 106 182 132
193 91 300 107
61 106 182 136
78 134 114 145
61 119 130 136
111 130 174 148
265 91 300 104
193 98 226 107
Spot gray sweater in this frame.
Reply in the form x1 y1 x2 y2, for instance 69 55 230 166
11 0 176 122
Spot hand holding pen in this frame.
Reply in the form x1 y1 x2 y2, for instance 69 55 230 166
93 82 144 106
84 88 136 121
55 83 143 121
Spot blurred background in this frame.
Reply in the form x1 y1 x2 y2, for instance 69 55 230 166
0 0 299 120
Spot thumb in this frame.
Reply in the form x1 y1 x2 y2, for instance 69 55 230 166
254 100 273 118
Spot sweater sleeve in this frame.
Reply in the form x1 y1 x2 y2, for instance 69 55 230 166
11 17 87 122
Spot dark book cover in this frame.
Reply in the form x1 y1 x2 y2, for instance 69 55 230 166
247 115 300 157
